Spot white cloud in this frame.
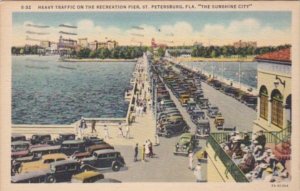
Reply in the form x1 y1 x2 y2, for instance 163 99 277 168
13 18 291 47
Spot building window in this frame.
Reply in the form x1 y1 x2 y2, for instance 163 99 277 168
271 90 283 128
259 86 268 120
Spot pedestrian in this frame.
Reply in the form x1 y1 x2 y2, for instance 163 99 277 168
148 140 154 158
104 125 110 139
118 123 124 138
79 118 87 138
131 111 136 123
134 143 138 162
125 125 130 139
143 104 147 114
194 162 203 182
142 144 146 162
91 120 97 133
188 151 194 170
155 134 160 146
145 140 150 157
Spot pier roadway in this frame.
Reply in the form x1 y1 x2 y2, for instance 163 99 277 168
201 82 256 132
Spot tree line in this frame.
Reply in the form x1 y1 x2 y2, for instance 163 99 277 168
74 46 148 59
168 44 291 58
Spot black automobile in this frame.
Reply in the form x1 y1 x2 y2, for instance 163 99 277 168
31 134 52 145
157 121 189 138
60 140 86 156
83 136 105 147
53 133 76 145
11 134 27 142
11 170 47 183
81 149 125 172
46 160 83 183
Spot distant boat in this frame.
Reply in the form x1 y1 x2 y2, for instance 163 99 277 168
58 65 76 70
25 65 49 69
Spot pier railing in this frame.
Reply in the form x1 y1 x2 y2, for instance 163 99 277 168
208 133 249 182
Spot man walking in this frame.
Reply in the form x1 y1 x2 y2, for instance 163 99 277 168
91 120 97 133
134 143 138 162
79 118 87 138
125 125 130 139
188 151 194 170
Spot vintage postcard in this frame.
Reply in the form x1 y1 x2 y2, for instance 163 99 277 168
0 1 299 191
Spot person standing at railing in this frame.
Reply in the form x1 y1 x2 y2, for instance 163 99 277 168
79 118 87 139
91 120 97 134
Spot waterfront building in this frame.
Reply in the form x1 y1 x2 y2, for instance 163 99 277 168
78 38 88 48
40 40 51 49
89 40 98 51
57 35 77 55
107 40 118 50
253 48 291 132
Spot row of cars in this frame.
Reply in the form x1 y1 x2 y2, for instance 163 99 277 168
11 133 125 183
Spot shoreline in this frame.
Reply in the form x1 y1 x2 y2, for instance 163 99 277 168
175 56 255 63
60 58 137 62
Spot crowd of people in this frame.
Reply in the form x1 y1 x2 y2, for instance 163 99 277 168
220 130 289 182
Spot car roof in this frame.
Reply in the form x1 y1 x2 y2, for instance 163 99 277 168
11 170 47 182
93 149 118 155
51 159 79 166
11 141 30 145
59 133 75 136
11 134 26 138
42 153 67 160
30 145 61 152
32 134 51 136
72 171 104 180
180 133 193 138
62 140 85 144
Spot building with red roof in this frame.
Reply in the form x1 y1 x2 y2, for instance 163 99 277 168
255 48 291 65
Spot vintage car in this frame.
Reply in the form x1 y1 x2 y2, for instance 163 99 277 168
53 133 76 145
158 110 180 119
179 94 190 106
174 133 197 156
81 149 125 172
158 113 182 122
71 144 115 159
11 141 31 159
207 105 219 118
71 171 104 183
45 159 83 183
195 119 210 139
191 109 206 124
30 145 61 157
11 134 27 142
11 170 47 183
186 99 197 113
30 134 52 145
83 136 105 147
214 114 225 130
157 121 188 138
60 140 86 156
160 115 184 125
20 153 67 173
197 97 209 109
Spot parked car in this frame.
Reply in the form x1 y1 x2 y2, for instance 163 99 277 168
53 133 76 145
20 153 68 173
60 140 86 156
30 145 61 157
71 171 104 183
11 170 47 183
207 105 219 118
197 97 209 109
30 134 52 145
11 141 31 159
174 133 197 156
83 136 105 147
81 149 125 172
195 119 210 139
45 159 83 183
157 121 188 138
11 134 27 142
71 143 115 160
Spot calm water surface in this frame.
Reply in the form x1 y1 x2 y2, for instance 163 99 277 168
12 56 135 124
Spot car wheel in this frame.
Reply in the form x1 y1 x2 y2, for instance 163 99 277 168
166 132 171 138
112 163 121 172
46 175 56 183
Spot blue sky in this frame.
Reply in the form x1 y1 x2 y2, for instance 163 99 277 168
13 11 292 46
